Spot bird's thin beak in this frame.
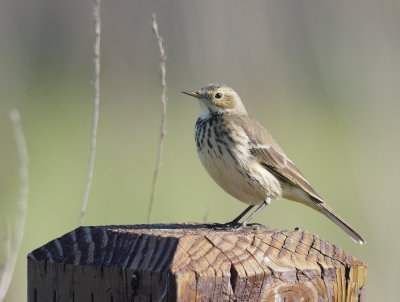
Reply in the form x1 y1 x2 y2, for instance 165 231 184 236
182 90 202 98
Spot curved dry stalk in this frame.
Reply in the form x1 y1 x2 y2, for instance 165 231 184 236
79 0 101 226
0 110 29 302
147 13 168 223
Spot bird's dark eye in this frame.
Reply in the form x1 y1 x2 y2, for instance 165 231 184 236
215 93 222 99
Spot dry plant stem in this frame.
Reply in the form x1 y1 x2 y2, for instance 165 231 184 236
147 13 167 223
79 0 101 226
203 205 212 222
0 110 29 302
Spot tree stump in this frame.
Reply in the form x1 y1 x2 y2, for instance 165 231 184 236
27 223 366 301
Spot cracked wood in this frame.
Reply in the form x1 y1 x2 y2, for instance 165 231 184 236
27 223 367 301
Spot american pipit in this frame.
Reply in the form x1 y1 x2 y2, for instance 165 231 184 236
182 84 365 244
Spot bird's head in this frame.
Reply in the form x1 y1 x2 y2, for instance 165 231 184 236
182 84 247 117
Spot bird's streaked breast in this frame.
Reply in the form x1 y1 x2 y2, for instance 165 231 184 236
195 114 282 205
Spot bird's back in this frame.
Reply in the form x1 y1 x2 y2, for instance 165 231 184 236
228 114 324 202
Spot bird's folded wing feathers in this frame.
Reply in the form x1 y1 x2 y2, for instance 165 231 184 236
231 115 323 202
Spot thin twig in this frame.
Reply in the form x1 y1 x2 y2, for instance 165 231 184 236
0 224 11 302
0 110 29 302
79 0 101 226
147 13 168 223
203 205 212 223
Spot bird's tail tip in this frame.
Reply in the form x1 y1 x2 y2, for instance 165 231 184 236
314 201 366 245
355 237 367 245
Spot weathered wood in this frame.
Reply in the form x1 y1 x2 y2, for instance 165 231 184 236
27 224 367 301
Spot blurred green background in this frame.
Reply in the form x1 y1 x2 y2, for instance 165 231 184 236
1 0 399 300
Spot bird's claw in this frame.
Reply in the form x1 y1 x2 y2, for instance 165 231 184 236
208 222 264 231
210 221 242 230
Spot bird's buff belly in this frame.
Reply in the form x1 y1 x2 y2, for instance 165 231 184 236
198 147 282 205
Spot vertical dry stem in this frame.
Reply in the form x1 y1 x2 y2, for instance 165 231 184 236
0 110 29 302
203 205 212 223
147 13 167 223
79 0 101 226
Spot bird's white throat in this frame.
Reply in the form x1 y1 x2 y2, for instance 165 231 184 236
199 103 211 120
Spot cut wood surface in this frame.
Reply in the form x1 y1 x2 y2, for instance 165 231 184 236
28 223 366 301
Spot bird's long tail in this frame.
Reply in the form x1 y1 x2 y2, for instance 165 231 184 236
312 199 366 245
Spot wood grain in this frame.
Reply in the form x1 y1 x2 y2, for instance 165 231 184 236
27 224 367 301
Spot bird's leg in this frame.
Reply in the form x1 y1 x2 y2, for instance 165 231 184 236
225 205 255 226
211 205 254 229
241 198 271 227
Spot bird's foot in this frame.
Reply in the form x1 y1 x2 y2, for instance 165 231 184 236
210 220 242 230
210 221 264 230
245 223 264 229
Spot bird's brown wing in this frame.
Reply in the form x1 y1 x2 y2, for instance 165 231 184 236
230 114 323 202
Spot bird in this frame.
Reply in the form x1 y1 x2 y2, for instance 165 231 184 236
182 83 365 245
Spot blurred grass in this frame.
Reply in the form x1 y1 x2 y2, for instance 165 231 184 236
1 0 400 301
